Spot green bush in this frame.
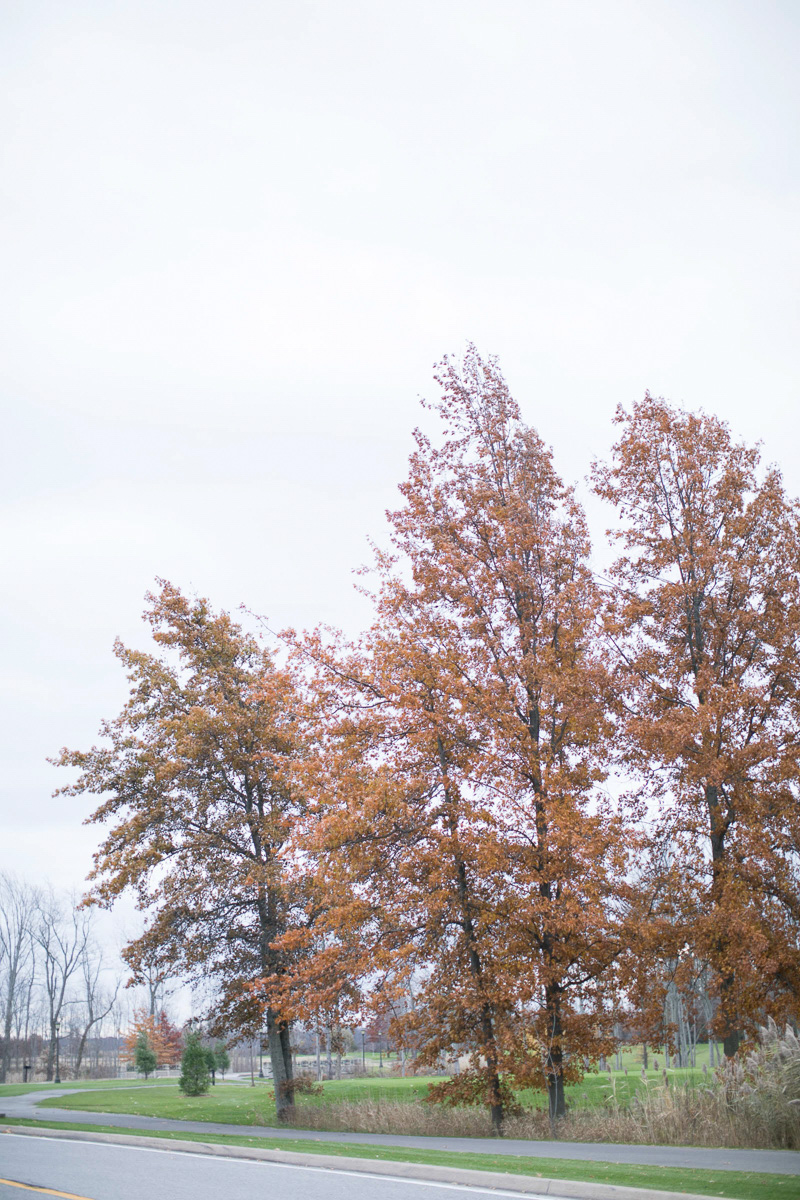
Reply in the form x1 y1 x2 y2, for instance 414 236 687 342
179 1031 211 1096
214 1043 230 1077
134 1031 157 1079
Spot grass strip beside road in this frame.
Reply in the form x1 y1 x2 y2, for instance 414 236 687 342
1 1118 795 1200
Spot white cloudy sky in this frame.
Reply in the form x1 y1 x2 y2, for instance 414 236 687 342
2 0 799 904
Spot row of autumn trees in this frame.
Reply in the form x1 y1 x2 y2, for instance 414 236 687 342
57 349 800 1133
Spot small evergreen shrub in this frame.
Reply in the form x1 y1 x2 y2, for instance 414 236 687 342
179 1030 211 1096
214 1043 230 1077
133 1031 157 1079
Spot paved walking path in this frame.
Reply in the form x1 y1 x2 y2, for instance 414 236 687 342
2 1087 798 1176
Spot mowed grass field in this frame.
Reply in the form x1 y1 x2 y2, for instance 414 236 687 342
37 1067 707 1125
0 1078 178 1098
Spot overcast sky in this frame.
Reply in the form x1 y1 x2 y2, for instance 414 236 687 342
2 0 799 909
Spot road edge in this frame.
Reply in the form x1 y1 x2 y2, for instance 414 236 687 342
0 1124 718 1200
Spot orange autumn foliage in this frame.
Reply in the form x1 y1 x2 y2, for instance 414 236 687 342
268 348 638 1130
54 349 800 1139
594 395 800 1055
121 1008 181 1067
55 581 311 1121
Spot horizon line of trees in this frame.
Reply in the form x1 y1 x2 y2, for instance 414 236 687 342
54 347 800 1133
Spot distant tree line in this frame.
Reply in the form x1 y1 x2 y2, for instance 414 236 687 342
56 348 800 1132
0 873 121 1081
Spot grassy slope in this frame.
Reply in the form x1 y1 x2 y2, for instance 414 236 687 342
1 1117 795 1200
39 1080 277 1122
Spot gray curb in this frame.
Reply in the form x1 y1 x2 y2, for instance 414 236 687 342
1 1124 717 1200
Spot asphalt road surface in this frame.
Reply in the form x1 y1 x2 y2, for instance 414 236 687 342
0 1134 551 1200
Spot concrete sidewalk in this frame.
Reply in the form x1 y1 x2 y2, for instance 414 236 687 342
2 1086 798 1176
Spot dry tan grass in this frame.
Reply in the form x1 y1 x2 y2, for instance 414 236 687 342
286 1023 800 1149
286 1089 798 1148
287 1098 506 1138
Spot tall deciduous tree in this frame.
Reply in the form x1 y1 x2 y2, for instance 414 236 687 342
276 349 633 1129
54 581 309 1119
73 942 119 1079
155 1009 184 1066
594 395 800 1054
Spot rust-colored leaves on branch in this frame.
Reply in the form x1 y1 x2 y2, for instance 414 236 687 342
269 348 636 1129
593 395 800 1054
54 581 310 1119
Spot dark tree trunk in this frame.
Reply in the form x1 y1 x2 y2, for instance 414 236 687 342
548 1071 566 1122
74 1029 89 1079
545 986 566 1121
268 1008 295 1121
45 1027 56 1082
437 735 505 1137
723 1030 741 1058
707 785 740 1058
280 1020 294 1088
489 1087 504 1138
721 973 741 1058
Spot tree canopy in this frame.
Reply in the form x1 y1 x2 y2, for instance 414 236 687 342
56 581 310 1118
265 349 637 1128
593 395 800 1053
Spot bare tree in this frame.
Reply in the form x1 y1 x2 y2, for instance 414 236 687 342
73 939 119 1078
0 872 38 1082
138 958 173 1019
35 891 92 1080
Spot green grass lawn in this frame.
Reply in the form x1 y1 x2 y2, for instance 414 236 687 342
305 1042 721 1071
37 1068 708 1124
39 1080 280 1123
521 1066 706 1111
2 1117 795 1200
0 1078 178 1098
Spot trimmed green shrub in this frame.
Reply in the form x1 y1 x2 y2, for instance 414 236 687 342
134 1031 157 1079
179 1030 211 1096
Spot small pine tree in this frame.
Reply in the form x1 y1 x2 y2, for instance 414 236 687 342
134 1030 157 1079
179 1030 210 1096
204 1045 217 1085
214 1043 230 1078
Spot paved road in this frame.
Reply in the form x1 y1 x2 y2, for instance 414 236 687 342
0 1133 546 1200
2 1087 798 1176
